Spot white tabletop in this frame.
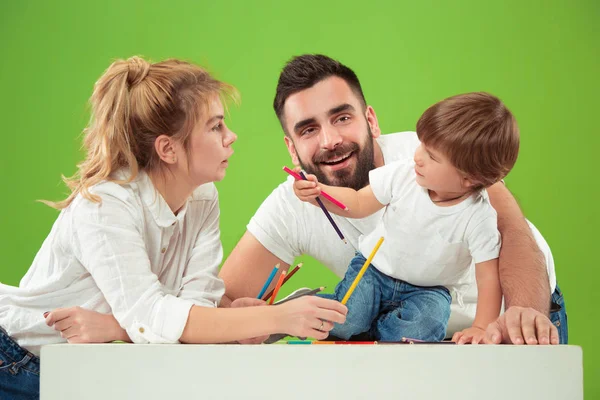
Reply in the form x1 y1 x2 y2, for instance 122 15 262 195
40 343 583 400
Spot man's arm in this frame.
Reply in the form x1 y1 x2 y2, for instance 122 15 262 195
219 231 290 307
487 182 550 314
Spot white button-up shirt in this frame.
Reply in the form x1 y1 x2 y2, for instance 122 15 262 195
0 170 225 355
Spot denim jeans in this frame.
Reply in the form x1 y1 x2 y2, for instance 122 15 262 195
0 325 40 400
320 252 452 342
550 284 568 344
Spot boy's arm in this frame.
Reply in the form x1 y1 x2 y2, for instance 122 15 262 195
472 259 503 330
452 259 502 344
294 174 385 218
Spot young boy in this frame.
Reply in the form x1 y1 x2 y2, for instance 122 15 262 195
294 92 519 344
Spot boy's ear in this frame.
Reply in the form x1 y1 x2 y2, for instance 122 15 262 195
462 176 478 189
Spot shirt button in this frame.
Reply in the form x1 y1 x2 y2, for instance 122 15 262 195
139 327 145 333
161 247 166 254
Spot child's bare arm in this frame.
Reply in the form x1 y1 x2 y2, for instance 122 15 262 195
293 170 385 218
453 258 502 344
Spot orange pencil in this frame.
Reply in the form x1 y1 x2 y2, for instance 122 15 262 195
268 270 287 305
262 263 302 301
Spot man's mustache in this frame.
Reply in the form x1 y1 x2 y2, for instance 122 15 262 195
312 143 359 164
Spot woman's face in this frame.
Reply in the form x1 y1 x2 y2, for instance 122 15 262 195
177 96 238 187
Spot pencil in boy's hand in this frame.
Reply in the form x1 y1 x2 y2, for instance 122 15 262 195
262 263 302 301
298 171 347 244
268 270 287 305
341 237 384 305
282 166 349 211
257 263 279 299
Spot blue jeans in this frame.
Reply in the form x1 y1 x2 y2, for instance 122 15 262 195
0 326 40 400
550 284 568 344
320 252 452 342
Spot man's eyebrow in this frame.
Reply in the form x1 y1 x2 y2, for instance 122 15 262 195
293 117 317 134
327 103 355 116
293 104 356 134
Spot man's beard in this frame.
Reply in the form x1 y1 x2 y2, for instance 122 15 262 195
297 126 375 191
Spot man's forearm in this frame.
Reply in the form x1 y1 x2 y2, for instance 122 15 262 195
487 183 550 315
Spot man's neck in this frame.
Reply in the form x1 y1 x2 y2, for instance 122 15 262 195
373 139 384 168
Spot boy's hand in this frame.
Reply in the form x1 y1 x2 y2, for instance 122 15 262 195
452 326 486 344
292 167 322 205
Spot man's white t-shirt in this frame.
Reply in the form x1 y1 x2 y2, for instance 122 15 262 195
361 160 500 295
248 132 557 334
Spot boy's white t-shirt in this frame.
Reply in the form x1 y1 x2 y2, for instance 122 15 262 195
361 160 500 293
248 132 557 335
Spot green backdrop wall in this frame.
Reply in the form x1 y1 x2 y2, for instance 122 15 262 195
1 0 597 397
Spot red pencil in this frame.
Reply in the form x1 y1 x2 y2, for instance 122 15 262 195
262 263 302 302
283 166 349 211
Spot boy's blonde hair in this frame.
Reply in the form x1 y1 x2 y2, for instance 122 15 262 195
416 92 520 191
46 56 238 209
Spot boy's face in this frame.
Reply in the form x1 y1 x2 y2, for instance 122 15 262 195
413 144 473 195
282 76 381 190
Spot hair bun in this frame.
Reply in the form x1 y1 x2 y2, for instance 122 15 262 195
126 56 150 88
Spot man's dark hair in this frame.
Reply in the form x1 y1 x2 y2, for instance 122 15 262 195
273 54 366 133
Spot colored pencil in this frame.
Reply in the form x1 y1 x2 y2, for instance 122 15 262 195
341 237 385 305
283 166 349 211
298 171 347 244
256 264 280 299
286 340 314 344
262 263 303 302
268 270 287 305
313 341 378 345
273 286 325 305
401 337 456 345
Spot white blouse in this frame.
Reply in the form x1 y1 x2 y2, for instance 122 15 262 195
0 170 225 355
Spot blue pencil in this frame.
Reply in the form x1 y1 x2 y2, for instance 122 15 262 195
298 171 347 244
257 264 280 299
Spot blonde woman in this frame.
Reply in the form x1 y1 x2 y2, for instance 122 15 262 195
0 56 347 399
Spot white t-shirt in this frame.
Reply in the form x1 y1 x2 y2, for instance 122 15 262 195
361 160 500 293
248 132 557 334
0 170 225 355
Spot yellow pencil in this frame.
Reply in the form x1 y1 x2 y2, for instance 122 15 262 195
341 237 384 305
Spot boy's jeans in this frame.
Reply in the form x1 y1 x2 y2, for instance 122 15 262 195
320 252 451 342
0 325 40 400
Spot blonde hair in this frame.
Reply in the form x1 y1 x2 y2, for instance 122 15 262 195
45 56 238 209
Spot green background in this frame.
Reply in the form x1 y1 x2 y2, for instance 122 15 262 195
1 0 597 397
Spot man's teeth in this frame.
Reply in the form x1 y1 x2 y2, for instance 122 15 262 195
324 153 351 164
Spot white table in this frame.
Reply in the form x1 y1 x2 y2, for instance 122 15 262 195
40 343 583 400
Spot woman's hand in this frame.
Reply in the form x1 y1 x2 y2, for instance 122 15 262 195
276 295 347 340
44 307 130 343
230 297 270 344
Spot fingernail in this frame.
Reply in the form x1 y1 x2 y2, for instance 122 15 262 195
43 311 49 318
492 334 499 342
515 337 523 344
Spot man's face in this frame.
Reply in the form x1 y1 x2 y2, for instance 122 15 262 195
282 76 381 190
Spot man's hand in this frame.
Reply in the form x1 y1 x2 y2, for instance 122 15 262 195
484 306 559 345
230 297 270 344
44 307 130 343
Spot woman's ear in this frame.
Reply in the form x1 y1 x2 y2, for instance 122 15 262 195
154 135 178 164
